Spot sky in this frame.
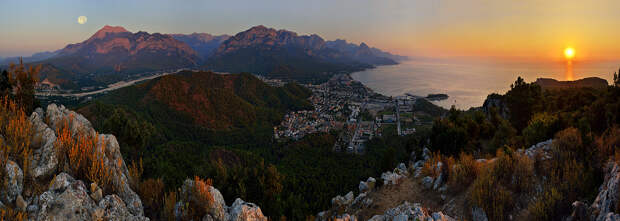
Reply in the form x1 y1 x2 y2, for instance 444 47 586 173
2 0 620 63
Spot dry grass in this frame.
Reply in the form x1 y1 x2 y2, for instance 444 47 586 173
0 207 27 221
163 191 177 221
421 152 453 179
0 96 33 177
128 158 143 190
54 116 113 194
448 152 480 192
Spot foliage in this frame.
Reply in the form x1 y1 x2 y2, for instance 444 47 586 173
138 178 165 220
522 112 560 147
8 58 40 113
505 76 543 132
447 152 479 192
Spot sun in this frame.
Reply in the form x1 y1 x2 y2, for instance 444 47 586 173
564 47 575 59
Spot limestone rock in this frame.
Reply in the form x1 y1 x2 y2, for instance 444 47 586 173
591 162 620 221
422 176 434 189
29 111 59 180
228 198 268 221
1 160 23 204
36 173 149 221
98 195 149 221
178 179 228 221
36 173 97 220
34 104 144 216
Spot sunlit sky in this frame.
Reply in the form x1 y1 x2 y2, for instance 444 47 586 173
2 0 620 63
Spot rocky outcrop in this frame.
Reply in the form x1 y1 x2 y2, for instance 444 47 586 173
33 104 145 216
175 178 267 221
0 103 270 220
369 202 455 221
590 162 620 221
319 148 454 221
35 173 148 221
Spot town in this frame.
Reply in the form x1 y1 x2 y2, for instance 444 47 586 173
273 74 440 154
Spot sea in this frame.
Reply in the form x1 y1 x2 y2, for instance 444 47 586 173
351 58 618 110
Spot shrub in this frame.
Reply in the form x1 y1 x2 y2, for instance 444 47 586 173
527 187 563 220
597 126 620 163
469 168 514 221
522 112 560 147
448 152 479 191
421 152 452 179
138 178 165 219
128 158 144 190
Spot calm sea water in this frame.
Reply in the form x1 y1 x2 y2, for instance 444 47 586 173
351 58 618 109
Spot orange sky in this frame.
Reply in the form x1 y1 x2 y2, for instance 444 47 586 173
3 0 620 65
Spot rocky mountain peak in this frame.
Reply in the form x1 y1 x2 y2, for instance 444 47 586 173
90 25 130 40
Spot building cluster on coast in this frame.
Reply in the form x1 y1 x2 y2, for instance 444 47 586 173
270 73 433 154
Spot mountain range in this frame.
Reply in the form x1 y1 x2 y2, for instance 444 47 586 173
4 25 406 89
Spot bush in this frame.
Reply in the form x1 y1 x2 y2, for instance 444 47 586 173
527 187 563 220
522 112 560 147
448 152 479 191
138 178 165 219
469 169 514 221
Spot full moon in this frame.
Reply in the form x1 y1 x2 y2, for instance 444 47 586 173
77 16 87 24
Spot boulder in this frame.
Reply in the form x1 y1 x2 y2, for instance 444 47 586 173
35 172 149 221
368 215 385 221
98 195 149 221
433 173 444 190
178 179 228 221
36 173 98 220
471 206 488 221
29 111 59 180
228 198 268 221
381 201 455 221
422 176 434 189
381 171 404 185
1 160 23 204
16 195 27 211
422 148 431 161
333 213 356 221
359 181 370 193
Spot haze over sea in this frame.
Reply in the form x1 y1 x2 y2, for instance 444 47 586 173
351 57 618 110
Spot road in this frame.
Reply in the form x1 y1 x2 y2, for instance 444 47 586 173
36 70 181 98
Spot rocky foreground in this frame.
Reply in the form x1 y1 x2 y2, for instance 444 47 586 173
319 139 620 221
0 104 266 221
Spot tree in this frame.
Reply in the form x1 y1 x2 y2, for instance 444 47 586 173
0 70 11 97
505 76 542 132
614 68 619 86
8 58 40 113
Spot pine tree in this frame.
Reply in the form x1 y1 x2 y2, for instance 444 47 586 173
8 57 40 113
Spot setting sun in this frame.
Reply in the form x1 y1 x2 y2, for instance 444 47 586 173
564 47 575 59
